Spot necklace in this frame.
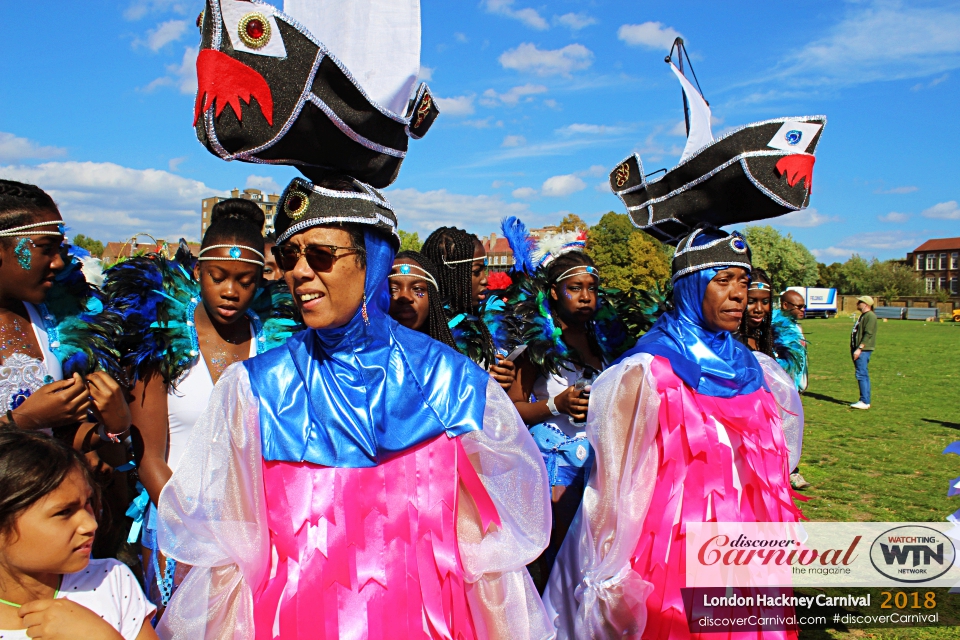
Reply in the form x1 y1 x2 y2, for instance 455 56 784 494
0 577 62 608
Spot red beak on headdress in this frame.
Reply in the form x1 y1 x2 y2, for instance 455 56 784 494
194 49 274 127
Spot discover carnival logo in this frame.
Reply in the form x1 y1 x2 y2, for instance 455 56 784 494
869 526 956 583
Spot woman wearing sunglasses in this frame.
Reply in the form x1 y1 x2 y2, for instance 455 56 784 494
155 175 553 639
102 199 299 612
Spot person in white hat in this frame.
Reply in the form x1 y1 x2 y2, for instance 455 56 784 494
850 295 877 409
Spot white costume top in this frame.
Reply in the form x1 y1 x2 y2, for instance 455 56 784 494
531 367 587 439
0 559 155 640
166 327 256 473
0 303 62 431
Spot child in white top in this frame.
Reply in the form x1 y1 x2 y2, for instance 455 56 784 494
0 429 157 640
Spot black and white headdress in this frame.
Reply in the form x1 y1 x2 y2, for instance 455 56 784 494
671 227 752 283
194 0 438 188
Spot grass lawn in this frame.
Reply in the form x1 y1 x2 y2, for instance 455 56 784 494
793 315 960 639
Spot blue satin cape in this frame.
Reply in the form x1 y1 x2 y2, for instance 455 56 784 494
244 230 490 467
617 266 767 398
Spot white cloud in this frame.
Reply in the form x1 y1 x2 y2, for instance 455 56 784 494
167 156 187 172
812 231 921 260
921 200 960 220
483 0 549 30
617 22 682 50
595 180 612 193
246 175 283 194
138 19 188 52
143 46 198 94
878 211 911 223
911 72 949 91
669 115 724 136
580 165 607 178
419 65 434 82
385 187 542 233
542 174 587 197
501 135 526 148
481 84 548 107
454 32 469 44
556 123 629 136
512 187 539 199
773 207 839 228
435 94 476 116
543 99 560 109
0 132 67 163
491 180 513 189
460 117 503 129
876 185 918 194
124 0 189 21
555 13 597 31
778 2 960 86
0 161 227 242
499 43 594 77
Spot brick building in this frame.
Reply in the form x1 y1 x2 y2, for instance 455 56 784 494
201 188 280 237
907 237 960 295
481 226 561 272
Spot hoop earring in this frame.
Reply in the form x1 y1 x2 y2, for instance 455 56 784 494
14 238 31 270
361 294 369 325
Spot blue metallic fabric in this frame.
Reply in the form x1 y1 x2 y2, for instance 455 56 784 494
245 230 490 468
617 266 767 398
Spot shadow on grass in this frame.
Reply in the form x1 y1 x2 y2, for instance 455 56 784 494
921 418 960 430
804 391 850 406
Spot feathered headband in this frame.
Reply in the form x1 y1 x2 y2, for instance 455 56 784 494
500 217 593 276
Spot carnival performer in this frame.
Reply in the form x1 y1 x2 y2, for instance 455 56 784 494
738 268 774 355
421 227 517 388
545 227 805 639
102 200 299 610
0 180 127 458
155 175 552 639
499 219 633 590
387 250 458 349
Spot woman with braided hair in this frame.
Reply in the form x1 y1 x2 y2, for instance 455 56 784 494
0 179 128 460
738 268 775 356
421 226 516 389
388 250 457 349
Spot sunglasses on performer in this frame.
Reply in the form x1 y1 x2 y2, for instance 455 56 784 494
783 302 806 310
271 244 364 273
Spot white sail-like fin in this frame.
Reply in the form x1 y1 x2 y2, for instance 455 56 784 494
669 61 714 164
285 0 421 116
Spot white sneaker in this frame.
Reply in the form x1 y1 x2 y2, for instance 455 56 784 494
850 401 871 410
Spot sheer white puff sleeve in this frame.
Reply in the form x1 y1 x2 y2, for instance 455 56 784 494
754 352 805 471
544 353 662 640
156 363 268 640
458 379 554 640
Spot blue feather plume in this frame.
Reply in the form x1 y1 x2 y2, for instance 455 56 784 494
500 216 536 274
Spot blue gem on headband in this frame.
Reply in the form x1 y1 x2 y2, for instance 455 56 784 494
731 237 748 253
399 264 411 275
229 246 242 259
57 223 66 235
586 266 596 274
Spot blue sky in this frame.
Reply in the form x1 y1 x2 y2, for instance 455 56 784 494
1 0 958 262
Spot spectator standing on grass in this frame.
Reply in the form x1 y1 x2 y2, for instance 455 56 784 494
850 295 877 410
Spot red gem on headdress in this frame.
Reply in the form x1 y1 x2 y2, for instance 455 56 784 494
245 18 265 41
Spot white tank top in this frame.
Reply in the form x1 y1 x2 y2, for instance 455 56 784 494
165 325 256 473
532 366 589 439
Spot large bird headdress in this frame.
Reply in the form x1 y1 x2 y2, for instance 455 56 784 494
194 0 438 188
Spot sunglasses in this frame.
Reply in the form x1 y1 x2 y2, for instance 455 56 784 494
783 302 806 310
271 244 363 273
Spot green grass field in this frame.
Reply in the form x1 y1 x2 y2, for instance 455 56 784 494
793 315 960 639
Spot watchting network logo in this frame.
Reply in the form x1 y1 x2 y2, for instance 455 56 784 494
869 526 956 583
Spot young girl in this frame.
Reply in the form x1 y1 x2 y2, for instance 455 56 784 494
103 199 298 608
0 428 157 640
738 267 774 355
0 180 127 461
387 250 458 347
421 227 516 387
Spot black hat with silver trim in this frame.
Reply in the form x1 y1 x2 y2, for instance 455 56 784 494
275 175 399 247
671 227 752 283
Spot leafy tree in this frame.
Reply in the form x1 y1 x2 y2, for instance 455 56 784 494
398 230 421 252
816 262 843 289
816 256 921 296
558 213 588 233
586 212 671 291
71 234 104 258
838 254 870 295
742 225 818 292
